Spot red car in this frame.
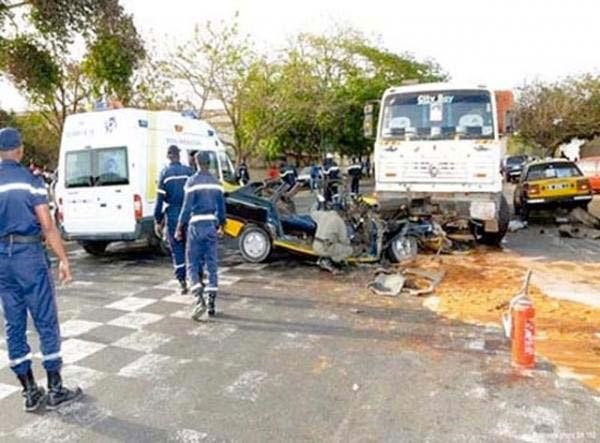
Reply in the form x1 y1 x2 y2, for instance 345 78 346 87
578 157 600 194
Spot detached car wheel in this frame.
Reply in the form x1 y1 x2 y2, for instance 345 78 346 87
81 241 109 256
387 235 418 263
239 225 272 263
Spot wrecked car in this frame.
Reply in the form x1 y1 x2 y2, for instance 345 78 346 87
223 179 441 264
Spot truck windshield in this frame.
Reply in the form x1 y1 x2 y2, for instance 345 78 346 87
381 90 495 141
65 147 129 188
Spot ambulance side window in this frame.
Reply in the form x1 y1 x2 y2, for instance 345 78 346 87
218 152 236 183
207 152 219 179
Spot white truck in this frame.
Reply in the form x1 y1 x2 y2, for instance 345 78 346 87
364 83 513 245
54 108 236 255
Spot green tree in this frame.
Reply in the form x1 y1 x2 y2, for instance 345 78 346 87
257 29 446 162
515 75 600 156
0 0 145 139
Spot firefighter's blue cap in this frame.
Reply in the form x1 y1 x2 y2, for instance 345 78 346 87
0 127 22 151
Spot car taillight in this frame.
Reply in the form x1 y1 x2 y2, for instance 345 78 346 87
134 194 143 221
524 184 540 196
577 179 590 192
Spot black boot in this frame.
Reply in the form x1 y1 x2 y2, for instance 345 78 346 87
178 279 188 295
17 370 45 412
46 371 82 411
191 286 207 321
207 292 216 317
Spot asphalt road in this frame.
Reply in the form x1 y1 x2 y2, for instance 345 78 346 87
0 186 599 442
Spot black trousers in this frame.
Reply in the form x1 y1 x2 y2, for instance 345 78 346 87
351 177 360 194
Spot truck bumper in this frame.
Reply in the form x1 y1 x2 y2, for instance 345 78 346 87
376 191 503 231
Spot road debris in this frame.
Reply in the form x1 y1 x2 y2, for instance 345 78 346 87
367 266 446 297
569 207 600 229
558 224 600 240
508 219 528 232
557 208 600 239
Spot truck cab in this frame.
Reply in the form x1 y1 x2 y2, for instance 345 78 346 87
365 83 513 245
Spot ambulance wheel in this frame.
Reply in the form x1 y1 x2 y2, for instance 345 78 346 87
239 225 271 263
81 241 109 256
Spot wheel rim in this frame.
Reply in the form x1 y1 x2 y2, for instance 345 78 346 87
243 231 268 259
393 237 416 260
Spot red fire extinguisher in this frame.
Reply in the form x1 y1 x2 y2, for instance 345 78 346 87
502 270 535 369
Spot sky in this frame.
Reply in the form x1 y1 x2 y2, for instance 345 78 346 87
1 0 599 111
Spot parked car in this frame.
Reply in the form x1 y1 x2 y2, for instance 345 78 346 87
502 155 529 183
513 159 593 221
577 157 600 194
297 165 322 188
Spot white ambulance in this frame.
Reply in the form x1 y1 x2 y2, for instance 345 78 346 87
54 108 236 255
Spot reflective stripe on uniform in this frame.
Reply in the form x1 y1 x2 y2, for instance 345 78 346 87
42 352 61 361
190 214 217 223
326 166 340 173
205 286 218 292
164 175 190 184
185 184 224 194
280 170 294 177
157 189 166 195
9 353 32 367
174 263 185 269
190 283 203 291
347 165 361 170
0 183 47 196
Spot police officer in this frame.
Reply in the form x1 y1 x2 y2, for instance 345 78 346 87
0 128 81 412
154 145 194 294
323 153 340 202
347 157 362 195
235 157 251 186
175 151 226 321
279 159 297 189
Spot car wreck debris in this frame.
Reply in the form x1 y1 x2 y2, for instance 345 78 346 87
368 267 446 297
557 208 600 240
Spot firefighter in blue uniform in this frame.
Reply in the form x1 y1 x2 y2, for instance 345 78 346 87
176 151 226 321
347 157 362 195
154 145 194 294
323 153 340 202
0 128 81 412
235 157 251 186
279 159 297 189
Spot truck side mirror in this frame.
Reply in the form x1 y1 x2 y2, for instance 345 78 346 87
363 101 379 139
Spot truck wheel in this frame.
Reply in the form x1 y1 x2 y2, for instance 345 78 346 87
81 241 109 256
480 195 510 246
387 235 418 263
239 225 272 263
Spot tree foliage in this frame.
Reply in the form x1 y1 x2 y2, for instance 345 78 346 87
0 0 145 137
161 18 446 162
515 75 600 155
